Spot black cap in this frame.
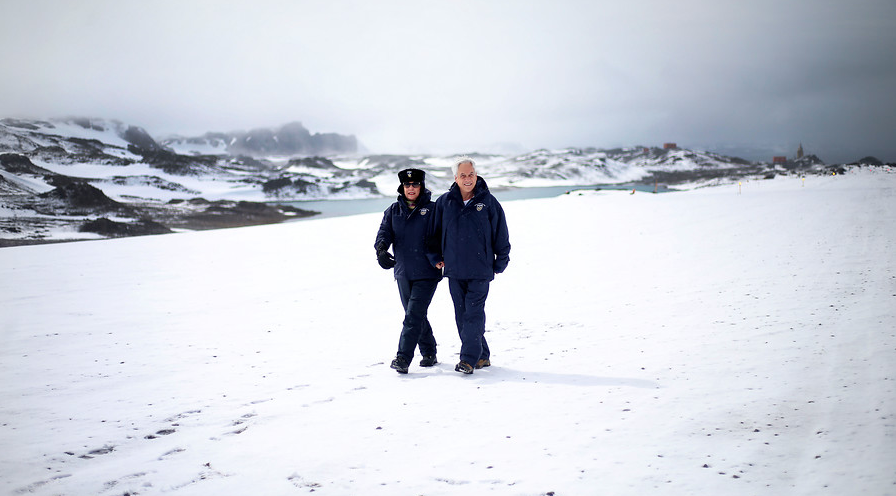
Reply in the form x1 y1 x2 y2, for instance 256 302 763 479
398 168 425 184
397 168 425 196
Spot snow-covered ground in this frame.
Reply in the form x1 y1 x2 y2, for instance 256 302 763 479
20 119 138 153
31 160 265 204
1 171 894 495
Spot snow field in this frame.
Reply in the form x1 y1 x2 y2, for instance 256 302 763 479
0 171 894 495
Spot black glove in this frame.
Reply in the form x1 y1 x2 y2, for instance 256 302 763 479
377 249 396 269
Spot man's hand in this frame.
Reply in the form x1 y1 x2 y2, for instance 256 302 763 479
377 250 396 269
435 261 445 269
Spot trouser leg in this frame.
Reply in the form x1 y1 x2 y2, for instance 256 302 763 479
396 278 439 360
448 278 490 365
416 310 438 357
412 279 439 357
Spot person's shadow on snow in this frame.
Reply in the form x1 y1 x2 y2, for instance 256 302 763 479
440 366 660 388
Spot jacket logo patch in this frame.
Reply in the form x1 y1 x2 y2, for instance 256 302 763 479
419 208 429 216
475 203 485 211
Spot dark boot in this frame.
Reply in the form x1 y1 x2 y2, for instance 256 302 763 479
455 361 474 374
390 356 410 374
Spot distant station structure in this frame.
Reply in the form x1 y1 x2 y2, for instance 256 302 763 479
772 143 806 165
663 142 677 149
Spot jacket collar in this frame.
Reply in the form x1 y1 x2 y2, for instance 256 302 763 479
398 188 432 210
448 176 489 202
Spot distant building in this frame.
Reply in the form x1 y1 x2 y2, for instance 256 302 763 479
663 143 677 149
773 156 787 164
797 143 804 159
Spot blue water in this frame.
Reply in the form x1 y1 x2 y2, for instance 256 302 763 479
278 183 673 220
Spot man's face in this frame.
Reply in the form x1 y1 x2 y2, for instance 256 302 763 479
403 182 421 201
455 162 476 196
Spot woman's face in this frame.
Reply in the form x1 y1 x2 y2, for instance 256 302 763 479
403 182 421 201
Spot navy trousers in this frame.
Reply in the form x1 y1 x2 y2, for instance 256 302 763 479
447 278 490 365
396 277 439 361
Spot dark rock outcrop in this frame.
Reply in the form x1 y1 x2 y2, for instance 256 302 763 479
0 153 55 176
79 217 172 237
128 146 219 174
39 177 129 213
854 156 882 166
262 176 318 195
122 125 163 151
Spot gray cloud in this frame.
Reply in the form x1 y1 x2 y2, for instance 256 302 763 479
1 0 894 163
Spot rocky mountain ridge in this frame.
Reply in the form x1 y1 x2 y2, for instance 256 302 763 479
1 117 884 246
162 121 358 157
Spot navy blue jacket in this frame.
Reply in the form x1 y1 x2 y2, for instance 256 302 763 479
427 177 510 281
375 189 443 281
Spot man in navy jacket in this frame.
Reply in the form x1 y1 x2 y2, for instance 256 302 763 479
375 169 442 374
427 157 510 374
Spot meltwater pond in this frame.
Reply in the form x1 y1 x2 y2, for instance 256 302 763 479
278 183 673 221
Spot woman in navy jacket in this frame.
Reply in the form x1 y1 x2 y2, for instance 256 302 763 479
374 168 442 374
427 157 510 374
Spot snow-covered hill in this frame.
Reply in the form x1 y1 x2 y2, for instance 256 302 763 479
1 170 893 495
0 117 862 245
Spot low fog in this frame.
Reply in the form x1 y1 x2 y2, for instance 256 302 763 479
1 0 894 163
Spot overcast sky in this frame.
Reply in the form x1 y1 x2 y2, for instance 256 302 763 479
2 0 894 163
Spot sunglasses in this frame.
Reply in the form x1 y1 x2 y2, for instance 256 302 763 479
403 182 421 188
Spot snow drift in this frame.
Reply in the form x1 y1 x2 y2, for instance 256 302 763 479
1 170 894 495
